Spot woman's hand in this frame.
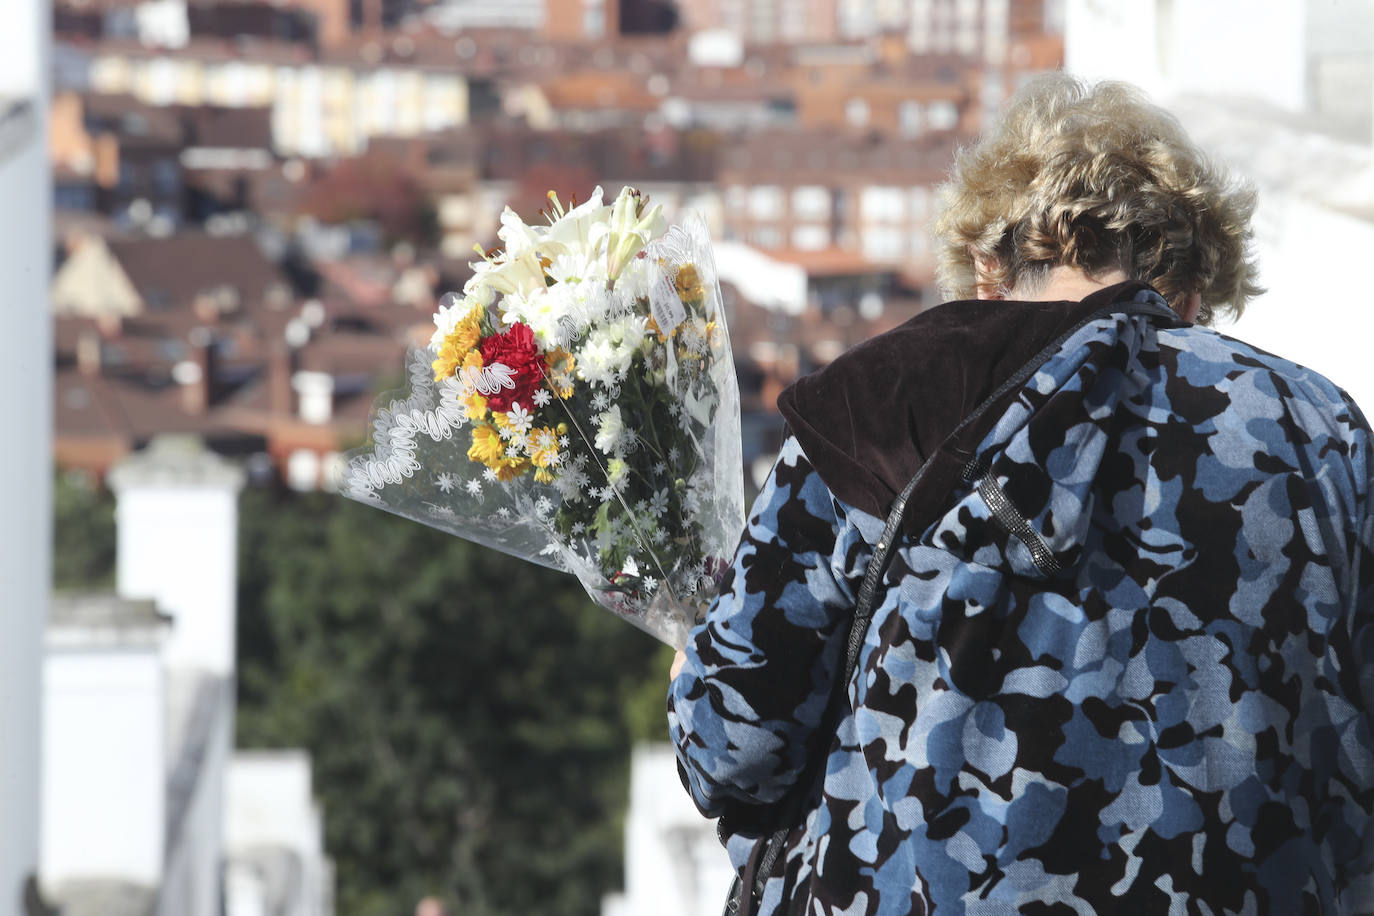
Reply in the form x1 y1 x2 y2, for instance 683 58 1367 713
670 649 687 680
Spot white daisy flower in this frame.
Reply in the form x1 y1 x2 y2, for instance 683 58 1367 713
506 404 534 434
532 388 553 407
642 576 657 593
483 468 499 482
465 479 483 497
435 472 457 493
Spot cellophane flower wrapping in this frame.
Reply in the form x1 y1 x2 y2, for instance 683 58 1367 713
340 187 744 648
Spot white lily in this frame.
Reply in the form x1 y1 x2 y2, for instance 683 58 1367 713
592 187 667 285
497 206 546 258
543 186 611 255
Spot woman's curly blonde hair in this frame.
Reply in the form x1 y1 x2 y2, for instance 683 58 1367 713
933 73 1262 323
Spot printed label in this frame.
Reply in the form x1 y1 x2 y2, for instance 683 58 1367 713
649 274 687 336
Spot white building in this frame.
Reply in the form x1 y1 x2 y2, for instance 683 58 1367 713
0 0 50 912
1065 0 1374 412
225 752 335 916
601 745 736 916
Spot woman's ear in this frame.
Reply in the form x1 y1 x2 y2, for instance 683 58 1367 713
1180 291 1202 323
973 255 1002 300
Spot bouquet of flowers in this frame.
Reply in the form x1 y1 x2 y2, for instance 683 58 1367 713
340 186 744 647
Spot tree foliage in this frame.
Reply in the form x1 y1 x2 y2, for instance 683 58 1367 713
52 468 116 591
235 486 669 916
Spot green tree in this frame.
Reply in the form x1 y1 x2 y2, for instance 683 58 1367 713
52 468 116 591
236 486 668 916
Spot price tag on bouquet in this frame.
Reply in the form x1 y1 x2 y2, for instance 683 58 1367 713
650 272 687 336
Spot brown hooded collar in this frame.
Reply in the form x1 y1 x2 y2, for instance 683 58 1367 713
776 281 1182 521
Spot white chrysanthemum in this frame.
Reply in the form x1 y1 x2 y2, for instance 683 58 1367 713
613 254 654 304
594 405 626 455
576 315 649 388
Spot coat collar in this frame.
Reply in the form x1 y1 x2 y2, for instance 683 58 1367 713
776 281 1179 520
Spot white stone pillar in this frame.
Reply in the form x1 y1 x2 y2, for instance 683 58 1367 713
108 436 246 676
0 0 50 912
42 597 168 891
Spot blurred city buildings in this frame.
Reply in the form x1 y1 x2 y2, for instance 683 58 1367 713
48 0 1066 489
37 1 1067 913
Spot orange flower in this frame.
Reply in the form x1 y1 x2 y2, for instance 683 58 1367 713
467 424 505 465
432 305 485 382
545 348 577 398
460 351 488 420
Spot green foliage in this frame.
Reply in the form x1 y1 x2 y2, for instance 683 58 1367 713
52 468 116 591
236 486 669 916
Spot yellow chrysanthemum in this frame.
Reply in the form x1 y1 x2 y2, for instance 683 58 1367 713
467 424 505 465
674 263 705 306
494 457 531 481
528 426 560 469
545 348 576 398
534 468 554 484
432 306 485 381
460 350 488 420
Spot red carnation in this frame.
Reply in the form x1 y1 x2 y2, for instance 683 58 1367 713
478 322 547 412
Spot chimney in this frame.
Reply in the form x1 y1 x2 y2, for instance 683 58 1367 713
76 330 101 376
292 370 335 425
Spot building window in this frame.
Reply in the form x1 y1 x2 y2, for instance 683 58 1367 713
908 186 930 220
928 101 958 131
792 225 829 250
845 97 870 128
747 185 784 220
152 158 179 195
860 186 906 223
792 185 830 221
899 100 922 137
749 227 783 248
862 227 905 262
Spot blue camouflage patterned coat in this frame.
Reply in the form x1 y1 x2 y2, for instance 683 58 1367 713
669 283 1374 914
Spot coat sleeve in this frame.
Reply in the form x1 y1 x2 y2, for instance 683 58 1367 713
668 435 869 818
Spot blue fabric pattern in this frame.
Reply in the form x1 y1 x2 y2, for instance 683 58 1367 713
669 295 1374 914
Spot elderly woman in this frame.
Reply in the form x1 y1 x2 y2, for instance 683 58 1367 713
668 74 1374 914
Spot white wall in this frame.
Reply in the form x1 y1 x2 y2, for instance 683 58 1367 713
606 744 735 916
1063 0 1374 415
1064 0 1308 109
109 438 245 676
225 751 333 916
0 0 50 911
43 638 166 887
